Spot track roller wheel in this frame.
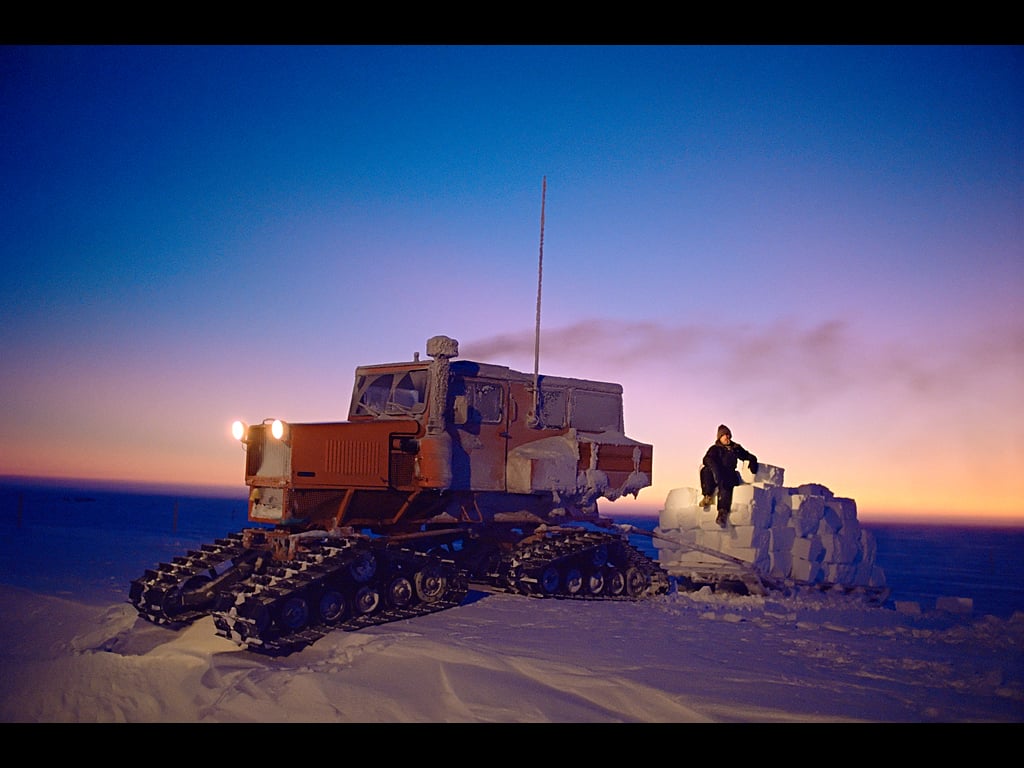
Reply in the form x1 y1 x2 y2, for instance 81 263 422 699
585 570 605 595
564 566 583 595
278 595 310 631
540 564 560 594
624 567 647 598
606 567 626 596
387 575 415 608
355 585 381 615
414 565 447 603
317 588 348 624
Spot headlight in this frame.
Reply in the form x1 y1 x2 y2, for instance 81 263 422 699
231 420 248 442
271 419 287 440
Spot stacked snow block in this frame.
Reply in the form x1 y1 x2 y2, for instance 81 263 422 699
655 462 887 590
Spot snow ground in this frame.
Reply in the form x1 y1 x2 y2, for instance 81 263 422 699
1 482 1021 724
1 581 1021 723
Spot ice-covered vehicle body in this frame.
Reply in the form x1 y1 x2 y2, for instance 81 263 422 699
130 335 668 654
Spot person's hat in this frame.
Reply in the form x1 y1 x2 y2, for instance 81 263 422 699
717 424 732 439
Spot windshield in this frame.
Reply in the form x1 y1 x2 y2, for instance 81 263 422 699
351 369 428 417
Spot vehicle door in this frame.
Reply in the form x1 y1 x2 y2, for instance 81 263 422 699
448 375 509 490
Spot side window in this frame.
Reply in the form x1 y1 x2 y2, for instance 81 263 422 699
470 381 503 423
538 388 567 428
570 390 622 432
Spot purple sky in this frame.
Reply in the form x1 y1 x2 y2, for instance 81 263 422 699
1 45 1021 522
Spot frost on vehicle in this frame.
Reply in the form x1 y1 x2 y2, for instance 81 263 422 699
129 335 667 655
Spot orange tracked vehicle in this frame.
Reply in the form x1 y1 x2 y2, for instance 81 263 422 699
130 335 668 654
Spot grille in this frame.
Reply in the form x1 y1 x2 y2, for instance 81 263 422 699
324 439 385 475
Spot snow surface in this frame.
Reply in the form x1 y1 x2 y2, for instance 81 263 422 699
1 581 1021 723
0 481 1022 723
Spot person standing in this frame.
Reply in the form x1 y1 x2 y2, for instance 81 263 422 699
699 424 758 527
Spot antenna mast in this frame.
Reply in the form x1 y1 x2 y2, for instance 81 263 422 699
531 177 546 426
534 176 545 382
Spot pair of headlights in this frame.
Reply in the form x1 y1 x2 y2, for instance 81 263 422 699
231 419 288 442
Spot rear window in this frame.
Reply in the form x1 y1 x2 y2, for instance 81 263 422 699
570 390 622 432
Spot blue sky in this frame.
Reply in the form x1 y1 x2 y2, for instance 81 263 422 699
1 45 1021 521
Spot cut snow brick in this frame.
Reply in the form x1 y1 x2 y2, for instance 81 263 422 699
770 525 796 552
739 462 785 486
655 461 886 593
660 504 701 532
828 497 860 528
791 494 825 537
936 596 973 614
796 483 833 498
665 487 701 511
820 505 843 533
729 485 773 528
655 526 696 546
723 524 769 550
791 535 824 562
790 557 823 583
768 550 793 579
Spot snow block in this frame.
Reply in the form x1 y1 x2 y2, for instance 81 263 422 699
936 596 973 614
768 549 792 579
696 527 726 549
655 526 696 546
769 525 796 552
860 529 878 562
835 529 863 563
770 491 792 527
791 535 824 562
790 494 825 537
676 550 723 566
721 544 759 564
796 483 833 498
790 557 823 583
656 463 886 592
660 504 701 532
824 563 858 584
729 485 773 528
819 505 843 533
665 487 701 511
739 461 785 486
828 497 860 528
723 524 769 550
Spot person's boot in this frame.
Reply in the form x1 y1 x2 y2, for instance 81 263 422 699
699 495 714 508
716 511 728 528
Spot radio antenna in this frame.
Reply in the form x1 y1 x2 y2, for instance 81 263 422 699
531 177 546 427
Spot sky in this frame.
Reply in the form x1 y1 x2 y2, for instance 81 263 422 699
1 45 1022 524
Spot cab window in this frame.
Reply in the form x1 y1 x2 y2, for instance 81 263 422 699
538 388 566 428
352 370 427 417
469 381 503 423
570 390 622 432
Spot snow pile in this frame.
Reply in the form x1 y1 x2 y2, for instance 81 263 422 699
654 462 887 591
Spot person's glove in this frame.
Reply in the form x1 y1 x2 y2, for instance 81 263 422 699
749 461 759 474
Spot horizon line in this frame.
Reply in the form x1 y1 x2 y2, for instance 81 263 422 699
2 473 1022 528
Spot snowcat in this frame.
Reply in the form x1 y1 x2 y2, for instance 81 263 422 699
129 335 669 654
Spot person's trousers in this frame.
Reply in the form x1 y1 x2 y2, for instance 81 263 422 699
700 465 736 514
